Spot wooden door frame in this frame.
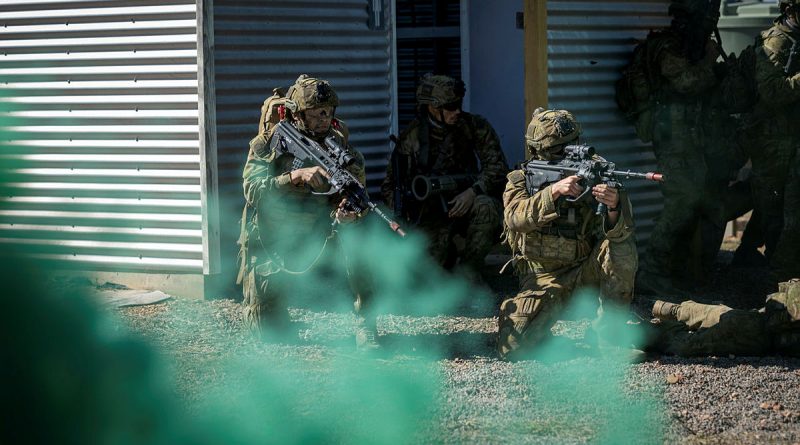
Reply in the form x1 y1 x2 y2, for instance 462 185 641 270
524 0 548 159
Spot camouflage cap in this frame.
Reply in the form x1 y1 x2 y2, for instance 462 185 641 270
285 74 339 113
416 73 466 107
525 108 581 160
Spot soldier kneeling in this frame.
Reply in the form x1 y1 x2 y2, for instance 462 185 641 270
497 109 638 360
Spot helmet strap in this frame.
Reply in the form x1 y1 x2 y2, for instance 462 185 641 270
294 109 335 138
787 10 799 30
425 105 445 128
293 112 308 133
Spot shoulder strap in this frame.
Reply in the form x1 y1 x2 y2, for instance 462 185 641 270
417 115 431 173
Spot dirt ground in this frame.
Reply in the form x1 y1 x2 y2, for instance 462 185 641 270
115 241 800 444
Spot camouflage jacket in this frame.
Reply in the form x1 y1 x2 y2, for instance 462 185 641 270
653 31 719 101
753 19 800 134
380 112 509 209
238 120 366 274
502 166 634 273
643 31 720 150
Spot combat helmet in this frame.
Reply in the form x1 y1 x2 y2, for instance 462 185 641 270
668 0 716 19
416 73 466 108
780 0 800 13
765 279 800 355
525 108 581 160
284 74 339 114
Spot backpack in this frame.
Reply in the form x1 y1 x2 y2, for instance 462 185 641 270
257 87 287 134
615 31 665 143
765 279 800 356
717 42 758 114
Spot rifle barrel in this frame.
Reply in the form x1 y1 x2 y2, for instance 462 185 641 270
609 169 664 182
367 202 407 237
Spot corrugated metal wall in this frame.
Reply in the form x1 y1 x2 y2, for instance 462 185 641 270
547 0 670 244
213 0 393 287
214 0 393 196
0 0 205 272
395 0 462 128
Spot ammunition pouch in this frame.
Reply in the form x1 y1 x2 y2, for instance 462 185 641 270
512 230 586 264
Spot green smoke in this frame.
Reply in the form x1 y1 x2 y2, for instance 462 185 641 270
520 287 666 444
0 86 667 444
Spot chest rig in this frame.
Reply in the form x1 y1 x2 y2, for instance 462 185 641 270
524 174 597 241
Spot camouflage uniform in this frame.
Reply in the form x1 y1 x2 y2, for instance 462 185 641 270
497 109 638 360
748 7 800 282
647 280 800 356
380 74 509 272
637 4 726 292
237 75 372 338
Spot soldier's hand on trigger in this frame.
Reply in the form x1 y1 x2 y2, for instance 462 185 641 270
448 187 476 218
550 175 584 200
592 183 620 210
291 166 331 191
334 198 359 224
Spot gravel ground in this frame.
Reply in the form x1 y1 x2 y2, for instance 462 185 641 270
114 244 800 444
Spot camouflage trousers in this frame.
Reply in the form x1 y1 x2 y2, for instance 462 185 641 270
646 301 768 356
497 236 637 359
748 136 796 269
241 239 373 339
641 135 726 281
769 144 800 282
417 194 502 273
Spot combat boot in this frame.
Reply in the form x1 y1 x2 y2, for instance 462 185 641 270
354 316 381 352
651 300 679 321
635 270 684 298
731 246 767 267
243 302 295 343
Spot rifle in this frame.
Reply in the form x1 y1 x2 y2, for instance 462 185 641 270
408 173 477 215
785 38 799 76
273 120 406 237
410 174 477 201
523 145 664 215
388 134 413 219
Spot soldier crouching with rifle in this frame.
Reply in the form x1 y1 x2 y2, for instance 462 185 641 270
380 74 509 282
497 108 662 360
237 74 382 351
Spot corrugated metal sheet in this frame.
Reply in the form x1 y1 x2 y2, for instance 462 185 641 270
396 36 461 128
0 0 204 272
213 0 393 278
214 0 393 198
547 0 670 244
395 0 461 128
